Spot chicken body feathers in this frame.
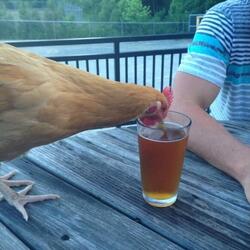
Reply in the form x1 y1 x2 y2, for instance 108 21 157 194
0 44 167 161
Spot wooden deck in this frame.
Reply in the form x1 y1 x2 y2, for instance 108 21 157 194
0 121 250 249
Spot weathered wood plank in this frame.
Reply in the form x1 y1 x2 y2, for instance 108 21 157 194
26 125 250 250
0 223 30 250
82 127 250 209
99 127 250 225
0 159 181 250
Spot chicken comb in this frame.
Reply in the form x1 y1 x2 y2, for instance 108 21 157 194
163 86 173 107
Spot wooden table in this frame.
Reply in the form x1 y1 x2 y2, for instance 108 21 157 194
0 121 249 250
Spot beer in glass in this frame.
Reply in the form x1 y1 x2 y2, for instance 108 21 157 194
137 111 191 207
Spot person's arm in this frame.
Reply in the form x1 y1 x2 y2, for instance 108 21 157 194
171 72 250 202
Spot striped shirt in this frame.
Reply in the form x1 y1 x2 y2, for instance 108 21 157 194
178 0 250 121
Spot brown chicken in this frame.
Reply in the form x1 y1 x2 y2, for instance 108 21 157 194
0 43 171 220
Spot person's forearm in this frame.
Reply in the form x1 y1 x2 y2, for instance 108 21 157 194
171 102 250 184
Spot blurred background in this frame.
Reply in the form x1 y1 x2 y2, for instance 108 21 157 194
0 0 223 40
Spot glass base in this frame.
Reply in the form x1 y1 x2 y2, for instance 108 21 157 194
143 193 177 207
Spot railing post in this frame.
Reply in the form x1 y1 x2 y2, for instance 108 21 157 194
114 41 120 82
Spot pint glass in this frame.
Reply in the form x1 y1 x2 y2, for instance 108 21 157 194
137 111 192 207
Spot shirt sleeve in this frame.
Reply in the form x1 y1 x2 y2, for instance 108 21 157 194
178 10 233 88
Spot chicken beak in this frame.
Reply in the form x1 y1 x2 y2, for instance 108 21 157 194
139 100 169 126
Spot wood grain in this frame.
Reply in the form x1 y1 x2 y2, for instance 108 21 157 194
0 223 30 250
0 159 181 250
1 121 249 249
24 122 250 250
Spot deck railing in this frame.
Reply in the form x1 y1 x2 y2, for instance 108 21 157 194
8 33 193 92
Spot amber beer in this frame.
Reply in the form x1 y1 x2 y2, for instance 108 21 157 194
137 111 191 207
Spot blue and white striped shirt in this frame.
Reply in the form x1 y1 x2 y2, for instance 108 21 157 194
178 0 250 121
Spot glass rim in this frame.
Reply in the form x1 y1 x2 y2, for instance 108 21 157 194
137 110 192 130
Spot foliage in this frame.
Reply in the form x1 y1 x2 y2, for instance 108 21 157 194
142 0 172 15
0 0 225 39
169 0 223 21
118 0 151 21
95 0 121 21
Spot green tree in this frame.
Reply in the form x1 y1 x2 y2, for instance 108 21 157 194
169 0 223 21
96 0 121 21
205 0 223 10
44 0 65 20
0 2 7 19
119 0 151 21
142 0 172 15
71 0 100 21
3 0 17 10
1 0 226 40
